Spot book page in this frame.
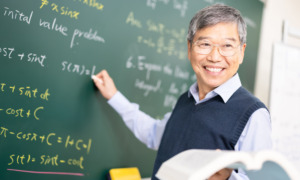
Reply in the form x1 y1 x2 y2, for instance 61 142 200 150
156 150 299 180
270 43 300 171
156 150 250 180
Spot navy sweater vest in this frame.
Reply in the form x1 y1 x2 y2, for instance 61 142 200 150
151 87 267 180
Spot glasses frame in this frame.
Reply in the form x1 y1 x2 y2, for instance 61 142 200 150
192 40 241 57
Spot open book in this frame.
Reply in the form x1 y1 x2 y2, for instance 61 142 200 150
156 149 299 180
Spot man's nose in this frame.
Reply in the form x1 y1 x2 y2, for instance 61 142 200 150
207 46 222 62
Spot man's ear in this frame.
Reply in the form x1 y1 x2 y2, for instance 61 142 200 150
239 43 246 64
187 41 192 61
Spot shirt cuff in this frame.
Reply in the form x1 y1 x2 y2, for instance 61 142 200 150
107 91 135 115
228 168 249 180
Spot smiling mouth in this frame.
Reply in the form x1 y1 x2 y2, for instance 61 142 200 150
205 67 223 73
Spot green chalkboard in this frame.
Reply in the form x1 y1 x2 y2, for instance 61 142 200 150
0 0 263 179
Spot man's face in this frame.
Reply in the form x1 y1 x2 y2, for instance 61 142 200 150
188 22 246 93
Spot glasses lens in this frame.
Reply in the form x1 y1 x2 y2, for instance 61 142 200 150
219 43 237 56
193 41 211 54
220 49 235 56
193 41 238 57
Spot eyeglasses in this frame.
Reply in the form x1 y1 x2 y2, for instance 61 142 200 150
192 40 241 57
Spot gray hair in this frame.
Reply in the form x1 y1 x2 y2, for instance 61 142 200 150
187 4 247 45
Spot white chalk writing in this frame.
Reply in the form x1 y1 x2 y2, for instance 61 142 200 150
70 28 105 48
61 61 96 77
3 7 33 25
135 79 162 96
0 47 46 67
146 0 188 17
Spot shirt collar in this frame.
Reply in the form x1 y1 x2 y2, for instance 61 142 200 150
188 73 242 104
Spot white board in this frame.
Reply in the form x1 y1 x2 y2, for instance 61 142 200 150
270 43 300 169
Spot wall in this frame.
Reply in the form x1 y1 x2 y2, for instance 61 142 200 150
255 0 300 106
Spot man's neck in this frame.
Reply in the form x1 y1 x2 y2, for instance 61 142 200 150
197 83 215 100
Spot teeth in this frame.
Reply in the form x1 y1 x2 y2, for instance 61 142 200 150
206 67 222 72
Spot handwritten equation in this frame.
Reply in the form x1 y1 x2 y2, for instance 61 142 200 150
40 0 80 20
0 46 97 77
0 125 92 155
0 107 43 120
146 0 188 17
62 61 96 76
0 82 50 101
8 153 85 169
126 11 187 60
0 82 49 120
40 0 104 19
0 47 46 67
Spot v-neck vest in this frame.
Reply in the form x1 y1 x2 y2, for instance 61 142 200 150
152 87 267 180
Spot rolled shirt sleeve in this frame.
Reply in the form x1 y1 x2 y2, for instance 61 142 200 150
229 108 272 180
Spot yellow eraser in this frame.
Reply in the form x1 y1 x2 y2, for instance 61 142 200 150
109 167 141 180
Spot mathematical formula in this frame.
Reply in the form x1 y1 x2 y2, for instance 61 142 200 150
0 107 44 120
126 11 187 60
8 154 85 169
0 82 50 101
146 0 188 17
0 125 92 154
40 0 80 20
0 47 47 67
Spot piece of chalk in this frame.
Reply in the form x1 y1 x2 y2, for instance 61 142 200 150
92 75 103 84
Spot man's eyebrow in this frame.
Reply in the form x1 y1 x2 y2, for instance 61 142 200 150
195 36 211 41
224 37 238 42
195 37 238 42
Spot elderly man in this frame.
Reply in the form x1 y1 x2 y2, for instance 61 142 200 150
93 4 272 180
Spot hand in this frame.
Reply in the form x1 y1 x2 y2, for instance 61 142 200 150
92 70 117 100
208 168 233 180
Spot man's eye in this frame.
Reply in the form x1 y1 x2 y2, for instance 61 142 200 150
224 44 233 48
200 43 211 47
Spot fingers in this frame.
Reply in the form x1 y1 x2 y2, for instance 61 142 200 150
92 70 107 89
94 70 106 80
100 69 109 78
92 75 103 85
92 70 118 100
208 168 233 180
94 70 111 85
